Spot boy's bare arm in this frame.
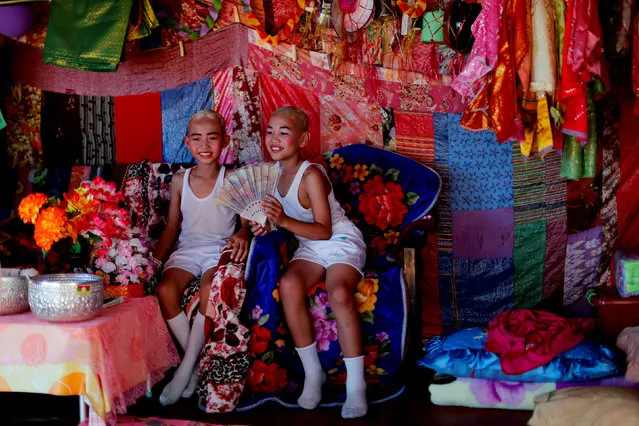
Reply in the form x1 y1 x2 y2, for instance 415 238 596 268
262 168 332 240
153 173 183 262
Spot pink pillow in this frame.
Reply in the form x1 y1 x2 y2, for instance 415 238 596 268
617 326 639 383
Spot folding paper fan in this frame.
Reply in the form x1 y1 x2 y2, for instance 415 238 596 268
214 163 282 227
331 0 375 37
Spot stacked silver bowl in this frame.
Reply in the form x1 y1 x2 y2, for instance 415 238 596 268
28 273 104 322
0 269 31 315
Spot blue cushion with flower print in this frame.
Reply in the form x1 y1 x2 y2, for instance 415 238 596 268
316 144 441 266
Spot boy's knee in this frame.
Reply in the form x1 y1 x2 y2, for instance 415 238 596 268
157 279 177 300
279 274 302 298
328 284 353 308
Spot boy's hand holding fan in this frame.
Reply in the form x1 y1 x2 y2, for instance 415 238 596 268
214 163 281 229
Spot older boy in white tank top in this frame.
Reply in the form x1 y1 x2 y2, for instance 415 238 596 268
252 106 368 419
154 110 250 406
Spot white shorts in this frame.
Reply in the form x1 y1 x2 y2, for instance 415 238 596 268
292 224 366 275
163 241 225 278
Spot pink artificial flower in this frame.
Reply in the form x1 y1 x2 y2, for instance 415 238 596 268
252 305 263 320
376 332 389 342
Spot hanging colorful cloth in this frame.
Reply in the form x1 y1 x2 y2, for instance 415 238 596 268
127 0 160 41
556 0 588 142
245 0 305 45
529 0 556 96
560 84 598 180
520 95 554 159
43 0 133 72
460 0 527 142
616 0 636 55
396 0 428 18
451 0 503 100
156 0 224 40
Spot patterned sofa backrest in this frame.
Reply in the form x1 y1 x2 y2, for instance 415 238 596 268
316 144 441 264
122 161 191 245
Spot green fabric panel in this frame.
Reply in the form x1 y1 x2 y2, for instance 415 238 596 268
514 220 546 308
583 85 597 178
560 135 583 181
0 109 6 131
43 0 133 72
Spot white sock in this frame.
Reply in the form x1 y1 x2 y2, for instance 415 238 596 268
295 342 326 410
160 312 205 406
167 311 190 351
342 355 367 419
181 369 199 399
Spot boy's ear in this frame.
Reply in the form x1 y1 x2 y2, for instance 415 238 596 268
298 131 311 148
184 136 191 148
223 133 231 148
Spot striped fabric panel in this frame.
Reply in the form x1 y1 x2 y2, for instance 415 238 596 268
598 103 621 286
434 113 456 332
544 150 566 221
79 95 115 166
512 143 545 225
434 113 452 253
543 150 567 300
395 111 435 167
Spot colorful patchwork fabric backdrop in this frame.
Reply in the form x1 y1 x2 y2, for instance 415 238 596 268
3 26 637 335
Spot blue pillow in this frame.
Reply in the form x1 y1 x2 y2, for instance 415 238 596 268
418 327 621 383
330 144 441 225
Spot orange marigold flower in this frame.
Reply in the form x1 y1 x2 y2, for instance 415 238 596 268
33 206 68 252
18 193 49 225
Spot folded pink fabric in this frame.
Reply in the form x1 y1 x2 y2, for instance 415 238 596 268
485 309 595 375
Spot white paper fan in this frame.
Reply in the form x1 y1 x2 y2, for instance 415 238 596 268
214 163 282 227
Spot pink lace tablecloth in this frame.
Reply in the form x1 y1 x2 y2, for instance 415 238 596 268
0 296 179 424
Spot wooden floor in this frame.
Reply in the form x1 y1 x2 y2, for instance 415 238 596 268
2 367 533 426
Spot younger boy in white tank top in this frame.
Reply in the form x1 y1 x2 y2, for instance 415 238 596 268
154 110 250 406
252 106 368 419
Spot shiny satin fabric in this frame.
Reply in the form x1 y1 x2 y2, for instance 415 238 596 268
43 0 133 72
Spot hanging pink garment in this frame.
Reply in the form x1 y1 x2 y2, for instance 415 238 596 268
485 309 595 375
451 0 504 100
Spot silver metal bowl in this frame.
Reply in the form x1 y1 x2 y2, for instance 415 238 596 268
28 273 104 322
0 273 29 315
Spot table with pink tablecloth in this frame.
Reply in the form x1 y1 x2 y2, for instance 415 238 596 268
0 296 179 424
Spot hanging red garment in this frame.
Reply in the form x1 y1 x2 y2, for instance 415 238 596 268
557 0 605 142
485 309 595 375
460 0 527 142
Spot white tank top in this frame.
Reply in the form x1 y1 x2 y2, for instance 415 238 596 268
178 167 236 248
274 161 350 241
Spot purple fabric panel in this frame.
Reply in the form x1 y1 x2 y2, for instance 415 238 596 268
452 208 514 259
11 25 248 96
564 226 603 306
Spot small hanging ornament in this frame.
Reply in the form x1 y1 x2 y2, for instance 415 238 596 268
421 8 445 43
331 0 375 37
444 0 481 54
245 0 307 45
396 0 428 19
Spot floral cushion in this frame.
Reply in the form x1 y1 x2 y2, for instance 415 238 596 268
237 230 408 410
315 144 441 267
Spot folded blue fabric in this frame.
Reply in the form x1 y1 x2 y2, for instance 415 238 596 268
418 327 621 383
